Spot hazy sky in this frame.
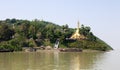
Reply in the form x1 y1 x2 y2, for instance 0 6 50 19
0 0 120 50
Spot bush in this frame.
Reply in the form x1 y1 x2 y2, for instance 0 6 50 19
0 41 21 51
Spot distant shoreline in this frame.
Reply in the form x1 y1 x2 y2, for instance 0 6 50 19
0 47 110 53
22 47 107 53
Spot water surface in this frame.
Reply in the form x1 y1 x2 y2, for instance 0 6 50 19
0 50 119 70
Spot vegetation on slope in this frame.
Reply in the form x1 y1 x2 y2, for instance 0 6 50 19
0 19 113 51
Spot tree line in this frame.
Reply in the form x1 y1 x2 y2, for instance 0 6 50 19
0 19 113 51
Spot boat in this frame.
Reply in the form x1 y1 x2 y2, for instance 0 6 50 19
59 48 82 52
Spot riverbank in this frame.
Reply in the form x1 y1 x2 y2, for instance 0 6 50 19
22 47 106 53
0 47 108 53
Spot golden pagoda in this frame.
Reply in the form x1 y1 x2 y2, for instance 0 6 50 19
70 21 86 40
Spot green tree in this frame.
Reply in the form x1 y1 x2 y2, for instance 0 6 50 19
19 23 30 38
0 23 14 41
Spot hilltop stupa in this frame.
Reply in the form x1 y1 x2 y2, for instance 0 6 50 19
70 21 86 40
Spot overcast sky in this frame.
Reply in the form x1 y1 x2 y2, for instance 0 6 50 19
0 0 120 50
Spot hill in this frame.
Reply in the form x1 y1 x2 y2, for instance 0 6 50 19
0 19 113 51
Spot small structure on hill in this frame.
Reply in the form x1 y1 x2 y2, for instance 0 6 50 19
70 21 86 40
54 39 59 49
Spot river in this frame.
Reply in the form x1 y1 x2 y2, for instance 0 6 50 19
0 50 119 70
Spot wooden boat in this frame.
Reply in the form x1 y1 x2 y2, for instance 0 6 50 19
59 48 82 52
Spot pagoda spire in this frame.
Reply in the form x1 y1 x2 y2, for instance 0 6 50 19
77 21 80 30
77 21 80 33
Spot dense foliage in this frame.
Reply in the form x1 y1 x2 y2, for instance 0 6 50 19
0 19 113 51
